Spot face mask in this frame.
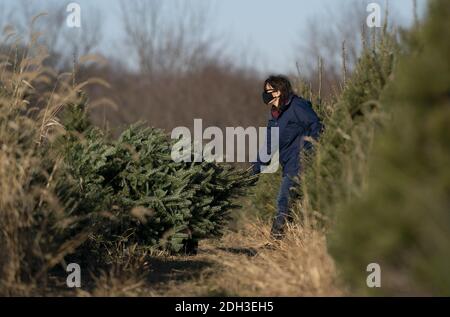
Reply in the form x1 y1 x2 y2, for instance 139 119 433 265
262 91 274 105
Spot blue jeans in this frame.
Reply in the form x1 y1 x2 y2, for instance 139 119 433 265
271 175 297 238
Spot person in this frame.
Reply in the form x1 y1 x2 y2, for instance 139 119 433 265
253 75 323 239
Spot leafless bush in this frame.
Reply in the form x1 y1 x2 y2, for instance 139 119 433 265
294 0 400 101
120 0 218 77
13 0 104 68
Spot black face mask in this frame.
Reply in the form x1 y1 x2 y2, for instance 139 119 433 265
262 91 275 105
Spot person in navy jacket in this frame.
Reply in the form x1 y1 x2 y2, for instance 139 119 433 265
253 75 323 238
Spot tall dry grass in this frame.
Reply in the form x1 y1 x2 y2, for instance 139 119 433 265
215 224 343 296
153 215 344 297
0 21 109 295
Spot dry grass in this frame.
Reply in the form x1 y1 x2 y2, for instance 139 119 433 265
77 269 151 297
154 218 345 297
0 23 111 295
217 224 343 296
71 213 345 297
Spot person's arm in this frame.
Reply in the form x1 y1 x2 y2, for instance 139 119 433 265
252 121 272 175
295 100 323 152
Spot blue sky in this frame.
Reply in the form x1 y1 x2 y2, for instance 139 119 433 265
2 0 427 73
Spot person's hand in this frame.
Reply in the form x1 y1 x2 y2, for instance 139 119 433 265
246 165 260 186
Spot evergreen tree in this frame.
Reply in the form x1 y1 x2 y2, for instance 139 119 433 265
55 97 257 255
330 0 450 295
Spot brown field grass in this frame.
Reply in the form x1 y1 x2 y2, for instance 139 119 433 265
80 216 345 297
161 222 344 296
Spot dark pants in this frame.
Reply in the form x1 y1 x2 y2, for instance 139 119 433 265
271 175 297 238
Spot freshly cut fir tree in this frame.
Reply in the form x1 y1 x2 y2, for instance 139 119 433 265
56 97 257 254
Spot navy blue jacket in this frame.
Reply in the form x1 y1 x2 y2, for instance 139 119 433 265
253 95 323 177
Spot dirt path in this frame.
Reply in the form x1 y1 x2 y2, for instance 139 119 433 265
139 222 345 296
74 221 344 296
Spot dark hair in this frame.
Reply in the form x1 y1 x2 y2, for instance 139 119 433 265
263 75 293 105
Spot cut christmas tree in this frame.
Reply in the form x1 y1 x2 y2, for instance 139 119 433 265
55 97 257 256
